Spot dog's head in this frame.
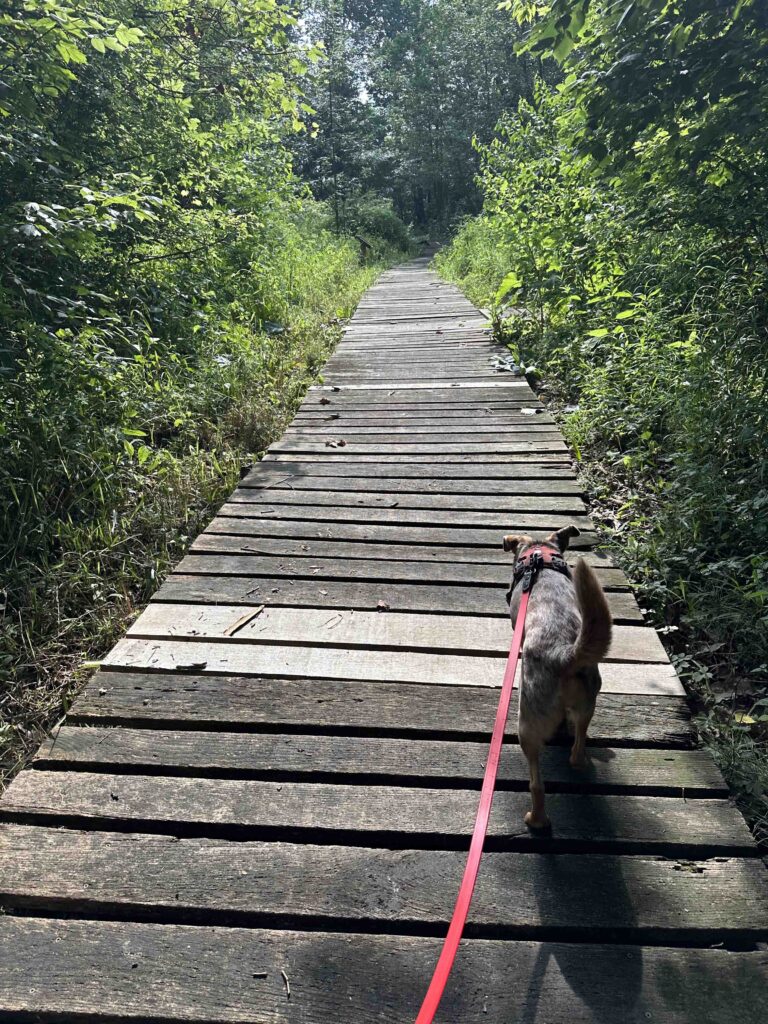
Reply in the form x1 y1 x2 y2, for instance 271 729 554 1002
502 526 581 558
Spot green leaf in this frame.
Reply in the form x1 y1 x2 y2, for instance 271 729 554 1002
495 271 522 303
587 328 610 337
615 309 637 320
90 36 106 54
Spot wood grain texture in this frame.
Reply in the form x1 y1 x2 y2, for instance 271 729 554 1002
154 569 643 614
102 637 683 694
225 488 586 514
238 473 579 494
34 727 725 794
174 550 623 588
155 572 644 622
73 671 696 746
2 828 762 940
184 516 601 550
126 604 667 663
1 918 765 1023
1 773 753 852
213 505 593 531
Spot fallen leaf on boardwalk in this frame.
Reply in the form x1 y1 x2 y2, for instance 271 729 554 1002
322 613 343 629
376 600 390 611
319 397 331 404
174 661 208 672
319 589 328 595
223 606 265 637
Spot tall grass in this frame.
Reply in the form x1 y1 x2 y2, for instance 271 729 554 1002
0 202 398 785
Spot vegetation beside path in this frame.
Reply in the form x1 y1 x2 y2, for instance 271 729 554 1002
438 0 768 842
0 1 409 784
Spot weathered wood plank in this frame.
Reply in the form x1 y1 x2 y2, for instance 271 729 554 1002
239 472 582 495
310 381 529 393
34 728 725 794
251 461 576 479
4 828 764 942
1 918 765 1023
226 488 587 514
284 424 560 436
175 551 620 589
72 671 696 745
300 395 534 408
214 505 592 532
155 573 642 622
1 772 752 853
103 637 682 694
265 452 572 464
127 605 666 663
193 515 600 550
292 414 556 427
196 531 609 567
271 440 568 454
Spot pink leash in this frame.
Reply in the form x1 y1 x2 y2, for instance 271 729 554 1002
413 587 531 1023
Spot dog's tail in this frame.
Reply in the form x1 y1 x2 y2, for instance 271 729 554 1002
572 559 612 667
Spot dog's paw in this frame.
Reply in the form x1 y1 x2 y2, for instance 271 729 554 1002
525 811 551 832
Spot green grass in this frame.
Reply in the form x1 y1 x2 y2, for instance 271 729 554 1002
0 209 398 788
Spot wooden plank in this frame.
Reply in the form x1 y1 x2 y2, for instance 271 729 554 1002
102 637 683 694
34 728 725 794
239 472 582 495
284 424 560 436
128 605 666 663
214 505 592 531
265 452 571 464
226 489 587 514
300 394 534 407
155 574 642 622
72 671 696 746
1 919 765 1024
5 829 765 942
250 461 577 480
311 381 529 392
196 531 609 566
174 551 620 589
271 440 568 454
180 517 602 550
1 772 752 853
292 414 556 426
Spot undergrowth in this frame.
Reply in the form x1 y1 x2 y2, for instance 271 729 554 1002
0 206 398 787
437 85 768 844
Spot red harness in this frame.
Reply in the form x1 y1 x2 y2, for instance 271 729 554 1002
413 544 567 1024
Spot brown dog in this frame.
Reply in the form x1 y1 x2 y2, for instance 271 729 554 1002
504 527 612 830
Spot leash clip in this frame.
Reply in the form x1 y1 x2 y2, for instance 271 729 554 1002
521 549 544 592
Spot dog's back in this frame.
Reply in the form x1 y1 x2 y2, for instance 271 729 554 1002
509 556 612 728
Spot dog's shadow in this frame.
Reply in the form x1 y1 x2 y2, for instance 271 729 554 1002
516 749 643 1024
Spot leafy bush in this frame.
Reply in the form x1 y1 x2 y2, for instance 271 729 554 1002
0 1 404 782
438 77 768 839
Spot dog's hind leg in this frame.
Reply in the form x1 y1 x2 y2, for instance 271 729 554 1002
568 709 593 769
564 669 601 769
518 724 550 831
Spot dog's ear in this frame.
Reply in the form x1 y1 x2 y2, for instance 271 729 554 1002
503 534 525 554
548 526 581 552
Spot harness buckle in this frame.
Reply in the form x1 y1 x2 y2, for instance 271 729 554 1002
521 549 544 592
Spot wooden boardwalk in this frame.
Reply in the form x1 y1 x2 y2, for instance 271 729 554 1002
1 257 766 1022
